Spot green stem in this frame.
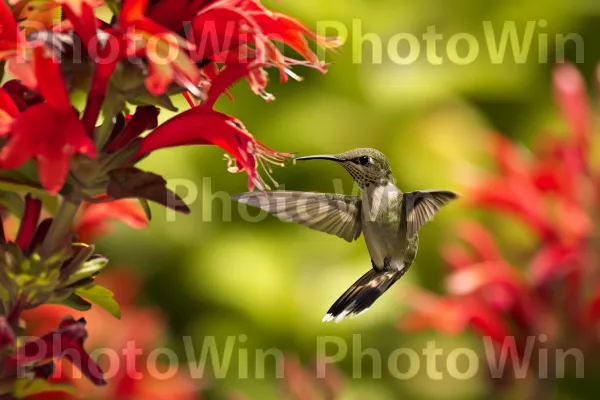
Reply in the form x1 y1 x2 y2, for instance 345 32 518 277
94 95 125 150
40 198 82 257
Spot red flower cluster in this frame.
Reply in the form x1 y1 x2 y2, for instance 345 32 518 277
0 1 336 396
0 0 337 198
400 64 600 385
0 195 114 394
23 269 198 400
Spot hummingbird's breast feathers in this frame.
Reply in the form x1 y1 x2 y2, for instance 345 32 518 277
362 182 403 225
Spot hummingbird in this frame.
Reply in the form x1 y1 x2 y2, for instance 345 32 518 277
231 148 458 322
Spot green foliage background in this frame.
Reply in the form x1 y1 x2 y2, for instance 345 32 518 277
97 1 599 398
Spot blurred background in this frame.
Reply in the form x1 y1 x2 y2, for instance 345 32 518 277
80 0 599 399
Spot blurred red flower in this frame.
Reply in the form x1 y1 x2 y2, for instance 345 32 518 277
400 63 600 391
23 269 198 400
75 199 149 243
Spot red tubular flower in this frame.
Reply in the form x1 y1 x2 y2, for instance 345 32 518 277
131 61 292 190
143 0 340 98
0 88 19 135
401 64 600 384
105 106 160 152
0 45 96 194
0 1 35 86
75 199 149 243
135 105 292 190
400 290 511 344
23 269 198 400
11 317 106 386
117 0 201 95
283 356 343 400
14 194 42 252
2 80 44 111
183 0 340 98
469 136 556 240
553 63 591 153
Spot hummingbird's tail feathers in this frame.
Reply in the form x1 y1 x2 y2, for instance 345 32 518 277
323 269 400 323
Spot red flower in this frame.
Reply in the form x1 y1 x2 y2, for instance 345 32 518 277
0 87 20 135
135 98 292 190
400 289 511 344
104 105 160 152
282 356 343 400
3 316 106 387
23 269 198 400
184 0 340 98
14 194 42 252
141 0 340 99
0 45 96 194
0 0 335 193
0 1 35 86
125 61 292 190
75 199 149 243
116 0 201 95
401 64 600 385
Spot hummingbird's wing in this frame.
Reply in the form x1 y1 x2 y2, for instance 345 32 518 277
404 190 458 238
231 191 362 242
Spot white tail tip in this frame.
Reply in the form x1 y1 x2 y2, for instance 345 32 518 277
322 314 334 322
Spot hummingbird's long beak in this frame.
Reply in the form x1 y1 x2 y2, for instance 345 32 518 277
294 155 341 162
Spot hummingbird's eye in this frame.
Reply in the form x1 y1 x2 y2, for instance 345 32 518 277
359 156 370 166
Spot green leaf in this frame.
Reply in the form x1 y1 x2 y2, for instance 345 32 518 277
75 284 121 319
0 191 23 217
13 378 77 398
63 256 109 287
49 293 92 312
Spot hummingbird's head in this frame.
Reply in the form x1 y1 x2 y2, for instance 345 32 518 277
295 148 394 189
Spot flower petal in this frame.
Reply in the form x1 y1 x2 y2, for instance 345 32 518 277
31 44 71 111
76 199 149 242
554 63 590 150
0 104 96 194
106 106 159 151
16 317 106 386
15 194 42 252
135 107 291 190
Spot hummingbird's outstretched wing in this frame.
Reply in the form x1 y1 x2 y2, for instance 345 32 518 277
404 190 458 238
231 191 362 242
